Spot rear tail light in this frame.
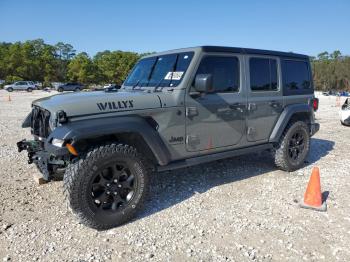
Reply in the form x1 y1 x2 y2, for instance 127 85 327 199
311 98 319 111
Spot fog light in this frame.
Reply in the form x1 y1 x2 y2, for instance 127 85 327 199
51 138 65 147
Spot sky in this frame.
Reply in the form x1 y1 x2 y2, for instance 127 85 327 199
1 0 349 57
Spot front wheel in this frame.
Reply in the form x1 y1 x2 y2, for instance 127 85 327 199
58 87 63 92
7 87 13 92
273 121 310 172
63 143 149 230
27 88 33 92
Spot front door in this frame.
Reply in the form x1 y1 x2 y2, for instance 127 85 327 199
185 54 246 152
15 81 26 90
246 56 283 142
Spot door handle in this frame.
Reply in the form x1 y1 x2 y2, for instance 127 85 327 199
248 103 257 111
229 103 244 113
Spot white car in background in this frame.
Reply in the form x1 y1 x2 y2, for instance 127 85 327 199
4 81 37 92
340 98 350 126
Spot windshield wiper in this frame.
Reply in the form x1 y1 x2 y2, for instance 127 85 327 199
132 80 141 90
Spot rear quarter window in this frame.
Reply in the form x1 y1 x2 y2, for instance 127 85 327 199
282 59 313 96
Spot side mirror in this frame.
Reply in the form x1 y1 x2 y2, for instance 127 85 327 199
194 74 213 93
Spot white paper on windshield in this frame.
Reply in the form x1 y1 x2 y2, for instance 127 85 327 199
164 71 184 80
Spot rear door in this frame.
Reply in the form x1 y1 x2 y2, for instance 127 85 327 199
246 56 283 142
185 53 246 152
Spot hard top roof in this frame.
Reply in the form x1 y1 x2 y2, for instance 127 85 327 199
201 46 309 59
144 46 309 60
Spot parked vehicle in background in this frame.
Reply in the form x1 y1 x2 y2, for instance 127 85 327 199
340 98 350 126
0 80 5 85
4 81 37 92
103 84 121 91
56 83 84 92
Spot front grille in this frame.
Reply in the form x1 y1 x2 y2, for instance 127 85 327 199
31 106 51 138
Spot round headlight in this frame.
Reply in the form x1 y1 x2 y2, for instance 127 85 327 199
51 138 65 147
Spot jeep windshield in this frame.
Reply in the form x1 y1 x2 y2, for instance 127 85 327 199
123 52 194 89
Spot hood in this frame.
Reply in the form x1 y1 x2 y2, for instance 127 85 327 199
33 90 162 118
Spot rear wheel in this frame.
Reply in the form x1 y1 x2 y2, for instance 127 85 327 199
74 87 81 92
27 87 33 92
63 143 149 229
58 87 64 92
273 121 310 172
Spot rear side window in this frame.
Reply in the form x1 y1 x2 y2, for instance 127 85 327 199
195 56 240 93
249 58 278 91
282 59 312 95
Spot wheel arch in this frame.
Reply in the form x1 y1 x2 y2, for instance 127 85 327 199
269 104 313 143
48 116 171 166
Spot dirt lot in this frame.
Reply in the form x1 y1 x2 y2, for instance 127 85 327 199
0 90 349 262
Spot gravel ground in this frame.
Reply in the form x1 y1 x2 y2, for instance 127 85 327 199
0 90 349 262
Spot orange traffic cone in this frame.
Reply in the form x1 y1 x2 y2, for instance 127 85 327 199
300 167 327 211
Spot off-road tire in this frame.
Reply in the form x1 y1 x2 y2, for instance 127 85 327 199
273 121 310 172
63 143 149 230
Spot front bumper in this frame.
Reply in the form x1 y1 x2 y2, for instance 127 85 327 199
310 123 320 136
17 139 69 180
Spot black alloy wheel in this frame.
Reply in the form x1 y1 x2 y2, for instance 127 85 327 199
288 131 305 162
90 162 136 213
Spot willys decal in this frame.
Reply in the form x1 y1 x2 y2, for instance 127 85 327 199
97 100 134 111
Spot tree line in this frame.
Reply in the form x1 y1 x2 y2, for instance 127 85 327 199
311 51 350 91
0 39 349 91
0 39 149 87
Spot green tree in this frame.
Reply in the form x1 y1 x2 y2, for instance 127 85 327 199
67 52 101 84
93 50 140 85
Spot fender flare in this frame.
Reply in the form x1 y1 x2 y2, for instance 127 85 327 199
269 104 313 143
47 116 171 166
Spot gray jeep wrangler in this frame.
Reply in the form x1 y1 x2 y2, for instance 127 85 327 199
17 46 319 229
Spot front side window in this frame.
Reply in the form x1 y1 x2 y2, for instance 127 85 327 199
250 58 278 91
283 60 311 90
124 52 194 88
194 56 240 92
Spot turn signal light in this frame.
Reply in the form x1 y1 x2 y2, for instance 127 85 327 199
66 143 78 156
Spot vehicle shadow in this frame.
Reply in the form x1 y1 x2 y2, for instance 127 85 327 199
305 138 335 165
137 137 334 221
138 151 276 220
